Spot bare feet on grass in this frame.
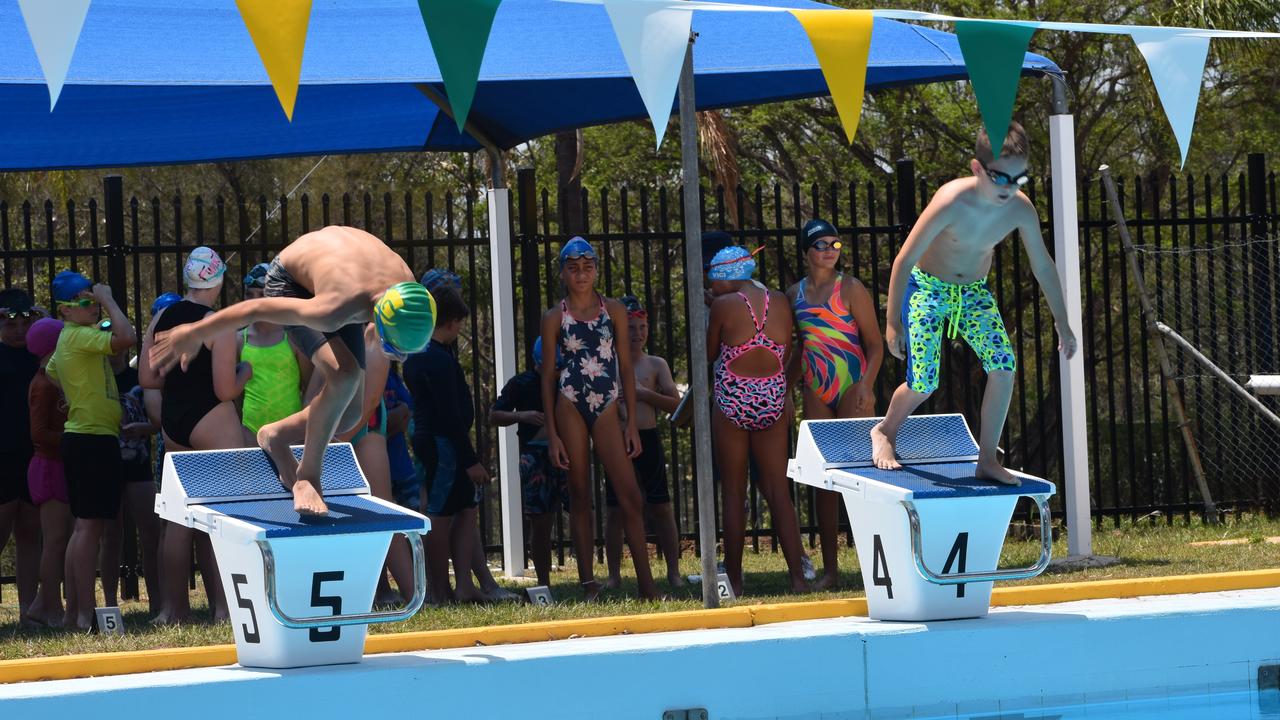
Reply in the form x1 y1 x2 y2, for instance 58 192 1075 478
976 456 1021 486
603 575 622 589
582 580 603 602
870 423 901 470
815 572 839 591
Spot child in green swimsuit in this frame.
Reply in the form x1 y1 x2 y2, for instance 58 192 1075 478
871 122 1078 486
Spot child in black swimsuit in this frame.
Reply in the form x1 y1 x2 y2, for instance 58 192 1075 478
539 237 660 601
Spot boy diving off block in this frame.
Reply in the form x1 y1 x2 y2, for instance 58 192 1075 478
871 122 1078 485
150 227 435 515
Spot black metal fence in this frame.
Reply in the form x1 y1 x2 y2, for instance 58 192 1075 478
2 155 1278 593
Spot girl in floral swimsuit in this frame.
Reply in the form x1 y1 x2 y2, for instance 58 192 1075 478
540 237 660 601
706 246 809 596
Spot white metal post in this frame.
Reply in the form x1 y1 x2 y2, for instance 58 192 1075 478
487 187 525 577
1049 77 1092 557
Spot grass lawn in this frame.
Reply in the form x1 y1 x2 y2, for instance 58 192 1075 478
1 512 1277 661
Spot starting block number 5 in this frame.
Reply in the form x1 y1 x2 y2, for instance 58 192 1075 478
233 570 345 644
872 532 970 601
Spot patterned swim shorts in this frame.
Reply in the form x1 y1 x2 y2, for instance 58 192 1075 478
901 266 1016 394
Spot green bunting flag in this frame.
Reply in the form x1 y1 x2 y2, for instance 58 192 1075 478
954 20 1038 157
417 0 502 132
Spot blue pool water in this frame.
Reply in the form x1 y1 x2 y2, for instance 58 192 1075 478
918 689 1279 719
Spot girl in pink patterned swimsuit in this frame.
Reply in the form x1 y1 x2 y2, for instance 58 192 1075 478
706 245 808 596
539 237 660 601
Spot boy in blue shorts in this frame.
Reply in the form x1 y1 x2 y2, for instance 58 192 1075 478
871 122 1078 485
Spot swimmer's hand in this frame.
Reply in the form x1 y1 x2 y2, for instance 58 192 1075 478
549 433 570 471
1057 324 1078 359
150 324 203 374
466 463 490 488
624 421 641 460
885 321 906 360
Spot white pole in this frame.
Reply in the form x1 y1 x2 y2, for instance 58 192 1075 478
487 186 525 577
1048 77 1092 557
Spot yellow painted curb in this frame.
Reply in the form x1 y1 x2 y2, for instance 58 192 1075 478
2 569 1276 685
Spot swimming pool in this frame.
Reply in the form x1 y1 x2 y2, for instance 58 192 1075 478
1 586 1277 719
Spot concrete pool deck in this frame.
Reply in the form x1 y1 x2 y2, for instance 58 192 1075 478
1 583 1277 719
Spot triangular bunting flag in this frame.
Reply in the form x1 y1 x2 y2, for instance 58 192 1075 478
236 0 313 121
418 0 503 133
790 9 874 144
602 0 693 148
1128 28 1211 169
17 0 93 110
954 20 1038 157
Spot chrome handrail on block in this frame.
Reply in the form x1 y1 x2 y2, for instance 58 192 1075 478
902 496 1053 585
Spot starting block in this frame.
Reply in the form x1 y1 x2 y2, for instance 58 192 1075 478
788 414 1054 622
156 443 429 668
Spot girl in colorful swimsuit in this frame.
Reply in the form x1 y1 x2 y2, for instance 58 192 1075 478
539 237 660 601
785 219 883 590
707 246 808 596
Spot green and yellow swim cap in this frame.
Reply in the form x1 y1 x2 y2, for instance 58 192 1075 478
374 281 436 356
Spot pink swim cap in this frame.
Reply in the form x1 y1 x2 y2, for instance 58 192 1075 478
25 318 63 357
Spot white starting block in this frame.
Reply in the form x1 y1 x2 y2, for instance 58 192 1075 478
156 443 429 668
1247 375 1280 395
788 414 1055 622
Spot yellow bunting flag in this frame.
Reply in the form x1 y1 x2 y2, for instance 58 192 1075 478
235 0 313 121
790 9 873 144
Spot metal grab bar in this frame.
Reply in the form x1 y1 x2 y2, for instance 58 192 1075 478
902 496 1053 585
257 531 427 629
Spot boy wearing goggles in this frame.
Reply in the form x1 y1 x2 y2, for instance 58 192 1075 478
873 122 1078 486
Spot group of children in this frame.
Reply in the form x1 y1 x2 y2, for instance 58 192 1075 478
0 121 1080 619
507 121 1077 599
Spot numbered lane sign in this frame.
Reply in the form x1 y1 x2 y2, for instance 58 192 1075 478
95 606 125 636
526 586 555 606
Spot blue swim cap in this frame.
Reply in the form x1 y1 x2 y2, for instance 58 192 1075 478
559 237 596 267
151 292 182 316
52 270 92 302
707 246 757 281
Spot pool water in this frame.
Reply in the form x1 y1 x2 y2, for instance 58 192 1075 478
917 689 1279 719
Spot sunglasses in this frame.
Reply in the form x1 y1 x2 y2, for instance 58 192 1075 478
980 161 1030 187
3 310 35 320
809 239 843 252
57 298 99 308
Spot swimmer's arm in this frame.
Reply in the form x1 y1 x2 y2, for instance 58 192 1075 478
190 296 349 343
608 298 639 430
210 328 250 402
784 283 804 389
540 308 562 440
138 314 165 390
846 278 884 386
93 284 137 353
773 291 796 371
337 330 387 442
886 189 955 327
647 358 682 414
1016 201 1077 355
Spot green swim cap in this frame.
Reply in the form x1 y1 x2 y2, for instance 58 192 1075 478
374 282 436 354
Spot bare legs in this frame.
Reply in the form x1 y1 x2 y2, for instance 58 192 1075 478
713 407 808 596
527 512 556 587
27 500 71 626
605 501 682 588
0 499 41 624
355 433 415 601
558 399 660 600
872 371 1017 484
259 341 364 516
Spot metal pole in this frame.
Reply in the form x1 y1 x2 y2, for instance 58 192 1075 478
488 179 524 576
1098 165 1219 523
679 34 719 609
1047 74 1093 556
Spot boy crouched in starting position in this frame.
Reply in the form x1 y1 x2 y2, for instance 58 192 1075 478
871 122 1078 484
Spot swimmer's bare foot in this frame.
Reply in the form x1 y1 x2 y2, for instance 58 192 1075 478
150 609 185 626
291 479 330 516
257 425 299 490
816 572 839 591
603 575 622 589
870 422 901 470
582 580 602 602
976 457 1021 486
667 572 686 588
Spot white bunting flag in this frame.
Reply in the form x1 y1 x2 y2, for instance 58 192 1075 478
17 0 93 110
602 0 693 148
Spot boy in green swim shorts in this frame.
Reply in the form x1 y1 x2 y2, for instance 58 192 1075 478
871 122 1078 485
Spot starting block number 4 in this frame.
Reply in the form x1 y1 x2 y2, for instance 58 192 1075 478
872 532 970 601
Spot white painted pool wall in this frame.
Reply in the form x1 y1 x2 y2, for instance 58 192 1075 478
1 589 1277 720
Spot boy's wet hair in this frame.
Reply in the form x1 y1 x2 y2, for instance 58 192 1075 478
433 285 470 326
975 121 1029 164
